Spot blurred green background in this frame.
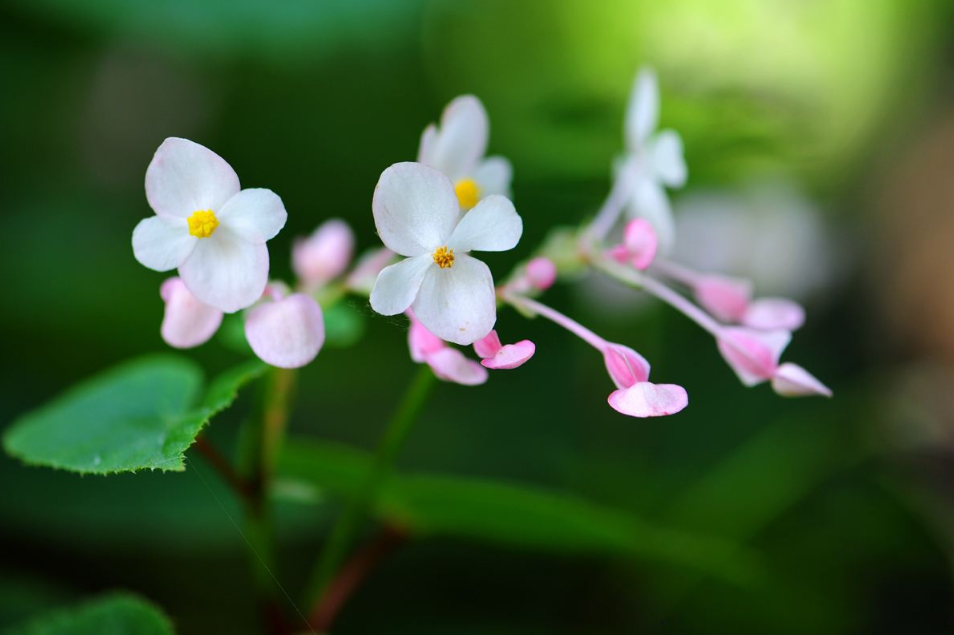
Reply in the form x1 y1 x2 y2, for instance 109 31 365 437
3 0 954 633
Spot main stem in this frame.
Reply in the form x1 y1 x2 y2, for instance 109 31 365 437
302 365 436 623
244 367 297 634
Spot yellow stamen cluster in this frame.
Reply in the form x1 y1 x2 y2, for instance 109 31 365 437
187 210 219 239
432 246 455 269
454 178 480 209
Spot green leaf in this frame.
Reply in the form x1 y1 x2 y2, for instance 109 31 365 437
3 356 267 475
278 439 761 583
5 592 174 635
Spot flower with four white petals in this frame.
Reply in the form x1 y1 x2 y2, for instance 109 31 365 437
620 67 687 254
418 96 513 210
133 137 287 313
369 162 523 345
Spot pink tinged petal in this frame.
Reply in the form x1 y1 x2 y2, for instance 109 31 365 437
293 219 355 285
132 215 196 272
622 218 658 270
425 347 488 386
473 156 513 198
607 244 631 264
159 277 222 348
771 363 832 398
608 382 688 418
742 298 806 331
145 137 240 218
694 274 753 322
649 130 687 187
412 254 496 346
420 95 489 180
473 330 502 359
217 188 287 244
625 67 659 149
369 255 432 316
447 195 523 253
408 314 445 363
481 340 535 370
245 294 325 369
717 327 791 387
627 170 675 254
178 228 269 313
372 162 459 257
525 257 557 291
603 344 651 390
346 248 397 295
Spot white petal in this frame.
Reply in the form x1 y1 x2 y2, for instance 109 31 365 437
649 130 687 187
625 67 659 150
372 162 459 257
217 188 287 244
132 215 196 271
412 254 496 345
417 124 439 163
145 138 240 218
245 294 325 369
419 95 488 180
178 228 269 313
473 156 513 198
447 195 522 253
626 170 675 254
369 255 433 316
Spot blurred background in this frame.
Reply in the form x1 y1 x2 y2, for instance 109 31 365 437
3 0 954 633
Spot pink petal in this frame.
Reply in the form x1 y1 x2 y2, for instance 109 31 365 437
603 344 651 390
473 330 503 359
293 219 355 286
694 274 753 322
408 312 445 363
742 298 806 331
607 244 631 265
245 294 325 369
608 382 688 418
159 277 223 349
425 348 488 386
525 257 557 290
481 340 535 369
717 327 790 387
772 363 832 398
622 218 658 270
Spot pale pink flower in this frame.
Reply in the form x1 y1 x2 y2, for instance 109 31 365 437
245 286 325 369
473 330 535 370
608 218 658 271
346 248 397 295
525 257 558 291
293 219 354 288
133 138 287 313
406 311 487 385
159 277 223 349
716 327 831 397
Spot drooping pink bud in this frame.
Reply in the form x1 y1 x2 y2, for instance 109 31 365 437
742 298 806 331
694 274 753 323
525 257 557 291
602 344 651 389
771 362 832 397
622 219 658 270
425 348 488 385
716 327 790 387
293 219 355 287
473 330 535 369
245 293 325 369
608 382 689 418
160 277 223 349
408 310 444 363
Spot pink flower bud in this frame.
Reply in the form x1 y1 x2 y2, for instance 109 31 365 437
694 274 752 322
602 344 651 389
293 219 354 286
622 219 658 270
525 257 557 291
473 330 535 369
245 293 325 369
716 327 790 386
160 277 223 349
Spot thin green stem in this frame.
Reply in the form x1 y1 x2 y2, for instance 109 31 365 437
302 365 436 622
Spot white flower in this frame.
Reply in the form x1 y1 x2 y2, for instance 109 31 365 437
369 162 522 345
132 138 287 313
621 67 687 254
418 95 513 210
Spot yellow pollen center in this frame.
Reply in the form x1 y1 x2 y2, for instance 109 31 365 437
454 178 481 209
187 209 219 239
432 246 455 269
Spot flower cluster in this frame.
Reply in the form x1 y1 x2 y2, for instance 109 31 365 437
132 67 830 415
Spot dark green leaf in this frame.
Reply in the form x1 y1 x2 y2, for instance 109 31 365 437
5 592 173 635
